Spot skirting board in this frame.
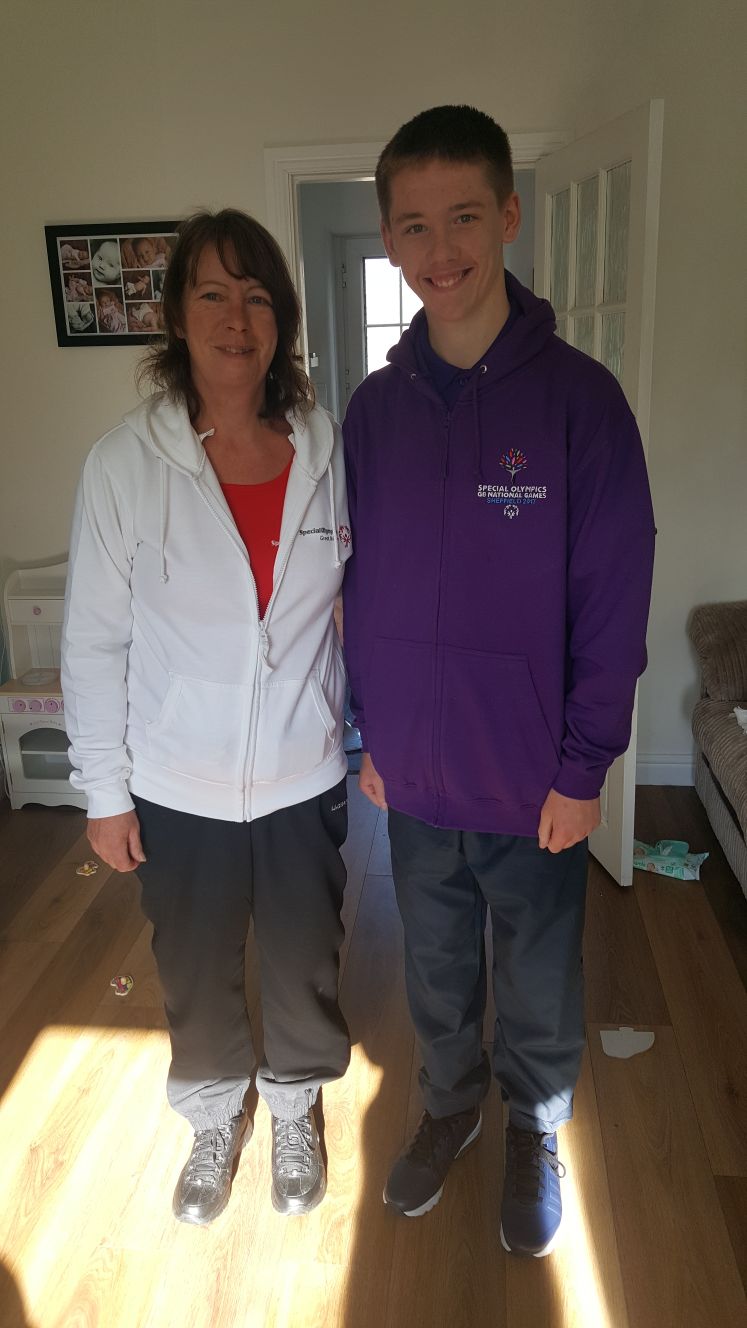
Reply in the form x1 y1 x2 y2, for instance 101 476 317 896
636 752 695 786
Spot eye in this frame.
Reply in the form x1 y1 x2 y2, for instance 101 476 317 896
404 223 426 235
200 291 222 301
455 213 477 225
249 293 272 306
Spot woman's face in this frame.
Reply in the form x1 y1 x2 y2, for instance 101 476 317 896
178 244 279 403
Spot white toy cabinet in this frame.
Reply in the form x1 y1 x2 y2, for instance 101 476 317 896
0 559 86 809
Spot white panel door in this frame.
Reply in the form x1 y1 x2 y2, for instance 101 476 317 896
534 101 663 886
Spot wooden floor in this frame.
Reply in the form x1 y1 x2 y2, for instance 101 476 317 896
0 781 745 1328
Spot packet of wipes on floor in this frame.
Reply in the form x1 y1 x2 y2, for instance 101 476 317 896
633 839 708 880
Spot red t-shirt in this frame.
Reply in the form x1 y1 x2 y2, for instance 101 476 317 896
221 460 292 618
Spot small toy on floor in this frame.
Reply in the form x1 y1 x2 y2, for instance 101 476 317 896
110 975 134 996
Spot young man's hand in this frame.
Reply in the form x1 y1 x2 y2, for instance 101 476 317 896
359 752 388 810
87 811 146 872
538 789 600 853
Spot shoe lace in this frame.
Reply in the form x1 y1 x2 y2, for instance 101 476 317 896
407 1111 462 1168
274 1115 314 1178
184 1123 235 1187
506 1125 566 1202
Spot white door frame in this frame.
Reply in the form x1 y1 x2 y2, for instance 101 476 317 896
264 132 572 363
533 99 664 886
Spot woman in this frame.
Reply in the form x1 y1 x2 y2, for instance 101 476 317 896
61 209 352 1225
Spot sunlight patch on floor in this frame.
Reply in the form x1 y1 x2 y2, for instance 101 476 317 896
548 1126 618 1328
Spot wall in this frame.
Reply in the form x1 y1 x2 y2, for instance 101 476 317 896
1 0 744 781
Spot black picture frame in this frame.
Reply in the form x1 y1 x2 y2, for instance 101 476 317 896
45 220 179 347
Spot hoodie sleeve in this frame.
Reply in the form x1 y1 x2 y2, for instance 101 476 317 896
341 401 370 750
553 386 655 801
61 444 136 819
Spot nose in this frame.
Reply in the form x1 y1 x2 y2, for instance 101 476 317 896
427 223 459 265
225 292 249 331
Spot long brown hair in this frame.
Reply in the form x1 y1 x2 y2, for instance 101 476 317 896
138 208 312 421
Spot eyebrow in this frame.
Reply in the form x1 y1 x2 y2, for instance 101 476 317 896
194 276 268 290
393 200 485 225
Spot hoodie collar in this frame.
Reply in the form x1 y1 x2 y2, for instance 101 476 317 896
123 394 335 481
387 271 556 388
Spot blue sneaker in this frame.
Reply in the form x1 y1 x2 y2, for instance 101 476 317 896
500 1124 565 1257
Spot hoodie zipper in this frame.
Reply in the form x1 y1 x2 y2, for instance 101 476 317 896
191 475 263 820
431 408 452 823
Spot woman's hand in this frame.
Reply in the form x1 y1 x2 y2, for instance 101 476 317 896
359 752 387 810
87 811 146 872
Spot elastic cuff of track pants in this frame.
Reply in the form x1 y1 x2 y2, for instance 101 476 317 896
508 1104 574 1135
182 1088 248 1133
257 1085 316 1121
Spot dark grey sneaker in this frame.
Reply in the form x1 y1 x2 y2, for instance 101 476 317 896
172 1111 249 1225
271 1111 326 1215
384 1106 482 1217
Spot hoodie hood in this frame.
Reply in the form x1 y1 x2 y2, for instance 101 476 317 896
387 271 557 386
123 393 336 481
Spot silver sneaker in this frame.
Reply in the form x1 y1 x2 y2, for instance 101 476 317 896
172 1111 249 1225
271 1110 326 1215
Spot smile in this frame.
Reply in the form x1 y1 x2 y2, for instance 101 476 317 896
426 269 470 290
217 346 254 355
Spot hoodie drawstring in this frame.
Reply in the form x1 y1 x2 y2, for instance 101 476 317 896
328 466 341 569
159 458 169 583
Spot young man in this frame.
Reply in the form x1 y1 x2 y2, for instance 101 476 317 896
342 105 655 1257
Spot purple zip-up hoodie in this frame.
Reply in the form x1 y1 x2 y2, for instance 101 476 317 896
342 272 655 836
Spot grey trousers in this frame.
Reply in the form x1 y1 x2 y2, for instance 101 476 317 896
387 809 588 1134
134 780 350 1131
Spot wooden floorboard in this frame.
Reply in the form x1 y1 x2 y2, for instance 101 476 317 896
0 783 744 1328
583 858 670 1025
634 873 747 1175
0 803 85 933
715 1175 747 1296
588 1022 745 1327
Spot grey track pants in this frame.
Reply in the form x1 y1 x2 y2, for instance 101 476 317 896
134 779 350 1131
387 809 588 1134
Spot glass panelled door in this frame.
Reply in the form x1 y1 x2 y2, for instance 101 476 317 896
550 161 631 383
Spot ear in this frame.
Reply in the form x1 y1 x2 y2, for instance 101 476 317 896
501 192 522 245
380 219 400 268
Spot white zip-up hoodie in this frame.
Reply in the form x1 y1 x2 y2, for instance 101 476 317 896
61 394 352 821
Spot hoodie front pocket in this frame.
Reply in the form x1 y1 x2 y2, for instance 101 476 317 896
439 647 559 806
366 638 435 789
146 674 248 785
252 671 340 784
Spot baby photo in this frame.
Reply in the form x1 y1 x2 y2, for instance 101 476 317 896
65 300 95 333
126 300 160 332
47 222 177 344
123 270 153 300
120 234 174 270
95 286 127 333
64 272 93 302
91 237 122 285
58 239 90 269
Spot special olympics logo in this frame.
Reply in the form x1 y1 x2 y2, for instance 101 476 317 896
337 524 352 547
504 504 519 519
500 448 528 480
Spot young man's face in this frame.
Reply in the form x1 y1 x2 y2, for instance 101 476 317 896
381 159 520 329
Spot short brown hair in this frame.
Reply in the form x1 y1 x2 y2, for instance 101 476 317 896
376 105 514 223
138 208 312 421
